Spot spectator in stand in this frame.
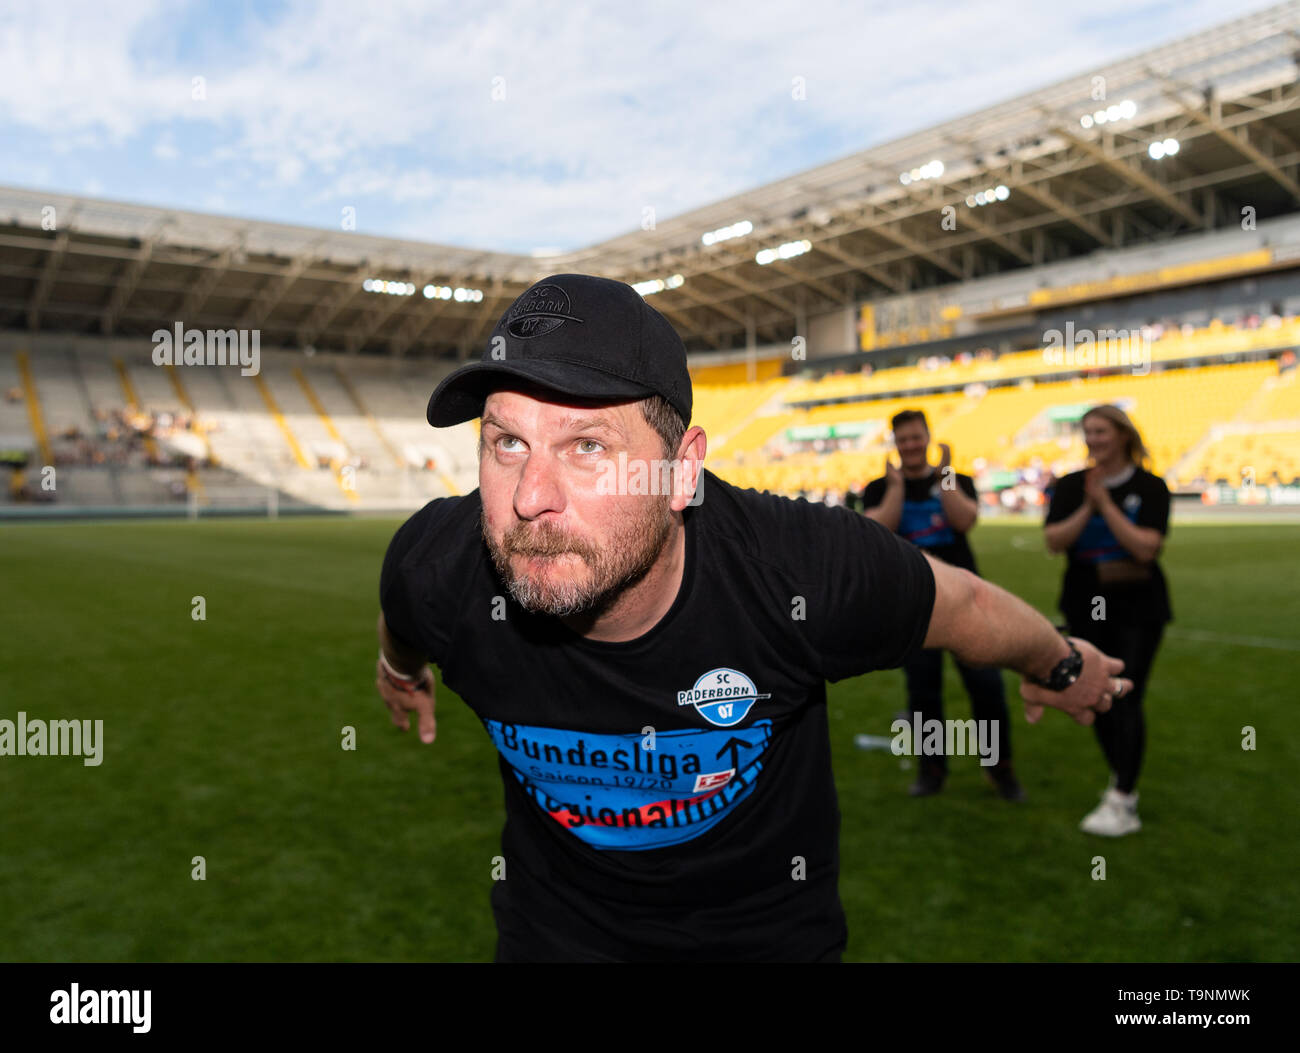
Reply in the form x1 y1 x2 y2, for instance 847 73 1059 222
8 464 29 501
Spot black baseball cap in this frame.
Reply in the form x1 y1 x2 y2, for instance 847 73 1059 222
425 273 692 428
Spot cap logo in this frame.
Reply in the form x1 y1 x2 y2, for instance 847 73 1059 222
505 283 584 339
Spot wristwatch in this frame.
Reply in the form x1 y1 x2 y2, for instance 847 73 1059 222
1026 631 1084 691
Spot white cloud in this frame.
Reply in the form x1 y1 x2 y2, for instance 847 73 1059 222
274 155 304 184
0 0 1278 250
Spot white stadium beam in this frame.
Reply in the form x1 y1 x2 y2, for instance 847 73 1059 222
1152 73 1300 205
177 234 247 323
859 205 965 280
100 217 170 335
811 239 905 294
1052 125 1204 230
297 262 371 348
344 270 444 353
1009 174 1115 248
27 229 70 331
240 251 318 330
390 283 468 358
952 205 1034 265
707 267 798 317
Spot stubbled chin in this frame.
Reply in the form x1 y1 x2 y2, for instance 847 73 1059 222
518 563 593 602
514 552 586 582
515 551 582 566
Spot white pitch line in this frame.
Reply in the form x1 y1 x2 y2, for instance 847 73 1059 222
1167 628 1300 652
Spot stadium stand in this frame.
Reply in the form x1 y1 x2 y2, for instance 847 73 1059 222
2 314 1298 511
3 5 1300 514
702 322 1298 498
0 341 480 511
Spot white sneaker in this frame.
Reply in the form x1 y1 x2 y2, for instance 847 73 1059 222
1079 787 1141 836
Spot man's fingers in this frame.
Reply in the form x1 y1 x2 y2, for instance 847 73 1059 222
1020 678 1096 725
412 692 437 744
1018 681 1045 724
376 662 410 728
374 660 436 741
376 677 411 730
386 688 434 741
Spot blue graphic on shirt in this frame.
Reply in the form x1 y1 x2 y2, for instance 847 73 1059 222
1074 495 1142 563
482 719 774 850
900 496 955 548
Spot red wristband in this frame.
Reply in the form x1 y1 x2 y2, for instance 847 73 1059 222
379 650 429 692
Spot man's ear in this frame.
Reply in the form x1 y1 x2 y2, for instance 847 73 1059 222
671 426 707 512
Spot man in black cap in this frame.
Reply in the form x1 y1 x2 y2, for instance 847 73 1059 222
375 273 1132 962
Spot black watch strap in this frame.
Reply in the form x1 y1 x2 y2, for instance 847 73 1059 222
1027 634 1084 691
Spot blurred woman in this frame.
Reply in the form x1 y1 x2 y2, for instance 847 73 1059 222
1043 405 1172 836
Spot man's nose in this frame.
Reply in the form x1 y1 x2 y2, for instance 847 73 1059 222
513 448 565 520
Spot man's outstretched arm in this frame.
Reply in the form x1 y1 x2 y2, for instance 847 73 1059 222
920 554 1131 726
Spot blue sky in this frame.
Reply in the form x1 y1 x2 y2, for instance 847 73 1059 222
0 0 1278 254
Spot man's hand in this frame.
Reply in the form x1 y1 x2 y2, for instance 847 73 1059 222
933 441 977 530
884 457 903 487
376 658 438 743
376 613 437 743
1019 636 1132 726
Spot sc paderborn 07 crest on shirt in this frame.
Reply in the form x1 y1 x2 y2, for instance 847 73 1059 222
676 666 772 727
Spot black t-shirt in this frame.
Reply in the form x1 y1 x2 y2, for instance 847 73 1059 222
860 469 980 574
1044 466 1172 626
379 468 936 961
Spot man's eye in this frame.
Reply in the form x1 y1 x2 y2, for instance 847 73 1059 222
497 436 522 452
576 439 603 454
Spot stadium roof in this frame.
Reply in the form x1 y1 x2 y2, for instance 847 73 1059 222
2 1 1299 359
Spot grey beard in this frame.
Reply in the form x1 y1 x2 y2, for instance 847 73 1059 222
482 504 673 619
499 560 630 618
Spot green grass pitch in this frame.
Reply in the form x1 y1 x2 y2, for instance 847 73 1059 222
1 515 1296 961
